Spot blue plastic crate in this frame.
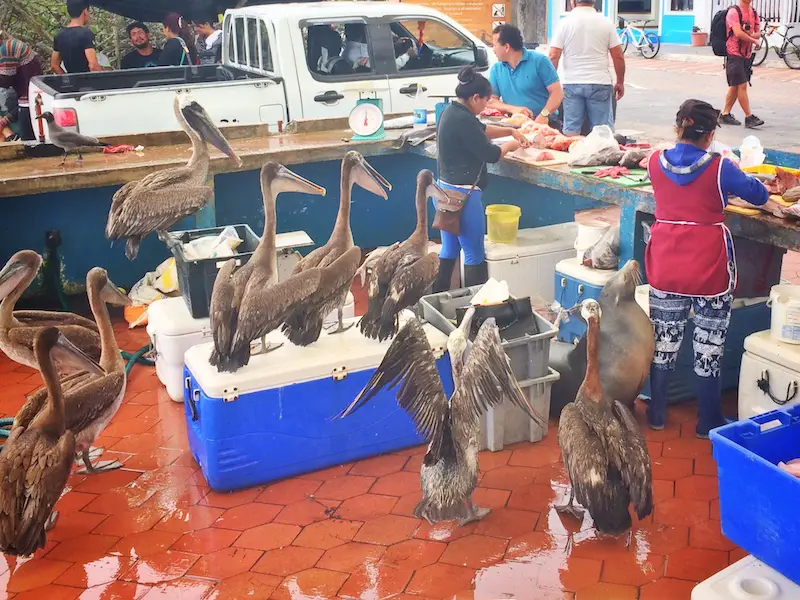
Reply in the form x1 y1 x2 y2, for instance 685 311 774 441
182 314 454 491
711 405 800 586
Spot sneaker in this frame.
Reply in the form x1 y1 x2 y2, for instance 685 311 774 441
719 113 741 126
745 114 765 128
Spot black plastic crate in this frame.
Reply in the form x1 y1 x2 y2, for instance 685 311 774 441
169 224 260 319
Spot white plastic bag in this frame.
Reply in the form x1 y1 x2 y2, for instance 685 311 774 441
182 226 243 261
567 125 620 167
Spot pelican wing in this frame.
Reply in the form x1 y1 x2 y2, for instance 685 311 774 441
12 311 98 331
115 185 213 237
13 369 93 431
611 400 654 519
292 244 330 274
337 318 449 442
210 259 239 362
558 403 611 511
386 252 440 307
451 318 541 430
106 179 140 238
63 373 126 434
8 325 101 363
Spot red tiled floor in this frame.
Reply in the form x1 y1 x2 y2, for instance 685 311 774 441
0 311 754 600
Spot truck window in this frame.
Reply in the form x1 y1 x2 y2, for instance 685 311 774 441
390 19 476 73
302 20 375 78
246 17 259 68
235 17 246 65
258 19 274 72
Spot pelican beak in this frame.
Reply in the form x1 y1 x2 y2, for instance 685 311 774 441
52 332 104 376
100 277 132 307
181 101 242 166
459 305 477 334
0 260 28 301
278 166 326 196
353 157 391 199
426 180 452 206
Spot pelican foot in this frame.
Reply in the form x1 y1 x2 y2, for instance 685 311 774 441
45 511 59 532
74 446 104 465
555 503 585 522
78 459 123 475
325 321 354 335
458 505 491 527
251 338 283 356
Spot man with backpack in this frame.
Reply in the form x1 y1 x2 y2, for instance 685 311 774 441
710 0 764 128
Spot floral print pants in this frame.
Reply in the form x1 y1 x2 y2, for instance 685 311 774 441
649 288 734 378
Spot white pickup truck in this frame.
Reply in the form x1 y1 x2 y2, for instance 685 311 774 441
29 1 495 142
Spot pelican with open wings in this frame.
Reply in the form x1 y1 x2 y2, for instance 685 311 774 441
338 308 546 525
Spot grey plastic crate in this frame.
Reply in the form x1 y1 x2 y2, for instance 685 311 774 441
480 368 560 450
418 285 557 380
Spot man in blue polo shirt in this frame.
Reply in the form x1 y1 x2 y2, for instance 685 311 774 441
488 24 563 126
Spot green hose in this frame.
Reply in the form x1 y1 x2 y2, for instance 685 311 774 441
124 346 153 376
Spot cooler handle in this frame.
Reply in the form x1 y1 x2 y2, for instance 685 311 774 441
187 388 200 422
756 369 799 406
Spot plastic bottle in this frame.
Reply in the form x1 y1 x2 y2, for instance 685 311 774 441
412 85 427 129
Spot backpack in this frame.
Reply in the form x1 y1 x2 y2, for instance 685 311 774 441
710 5 756 56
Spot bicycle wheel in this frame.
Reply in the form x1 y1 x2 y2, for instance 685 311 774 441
784 36 800 69
751 35 769 66
640 31 660 58
620 30 630 54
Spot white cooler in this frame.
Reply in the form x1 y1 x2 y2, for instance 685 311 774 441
692 555 800 599
147 292 355 402
473 223 578 304
739 330 800 419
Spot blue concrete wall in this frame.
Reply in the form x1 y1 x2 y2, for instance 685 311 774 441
660 14 694 45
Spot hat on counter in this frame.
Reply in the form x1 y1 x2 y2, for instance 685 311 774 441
676 99 721 135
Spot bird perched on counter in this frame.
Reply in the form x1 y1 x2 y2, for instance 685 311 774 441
338 308 545 526
35 111 108 165
557 298 653 544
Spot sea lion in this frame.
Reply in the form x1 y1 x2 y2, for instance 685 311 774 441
549 259 654 418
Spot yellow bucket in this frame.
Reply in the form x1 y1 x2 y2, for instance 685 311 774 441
486 204 522 244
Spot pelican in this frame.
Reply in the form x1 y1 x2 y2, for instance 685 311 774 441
557 299 653 545
359 169 446 341
105 93 242 260
338 308 546 525
210 162 326 372
0 328 100 556
0 252 127 373
282 151 391 345
13 268 131 475
35 112 108 165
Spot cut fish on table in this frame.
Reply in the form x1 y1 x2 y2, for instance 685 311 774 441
551 135 579 152
510 148 556 162
764 167 800 195
481 108 505 117
594 166 630 179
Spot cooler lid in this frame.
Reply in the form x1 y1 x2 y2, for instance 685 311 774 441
185 310 450 397
555 258 618 287
744 330 800 373
485 223 578 261
147 297 210 337
275 231 314 250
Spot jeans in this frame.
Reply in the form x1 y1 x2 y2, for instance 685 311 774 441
432 181 485 265
563 84 614 135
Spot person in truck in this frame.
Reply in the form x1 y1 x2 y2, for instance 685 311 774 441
194 19 223 65
0 31 42 140
121 21 161 69
158 13 199 66
52 0 102 74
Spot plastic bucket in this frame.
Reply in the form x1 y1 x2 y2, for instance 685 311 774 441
768 285 800 344
486 204 522 244
574 220 610 260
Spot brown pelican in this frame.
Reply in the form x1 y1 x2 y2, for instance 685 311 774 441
557 299 653 544
0 327 100 556
282 152 391 345
105 93 242 260
209 162 326 372
13 268 130 475
338 308 545 525
0 252 126 373
359 169 445 341
35 112 109 165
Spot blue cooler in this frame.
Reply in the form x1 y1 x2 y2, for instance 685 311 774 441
553 257 618 343
183 311 453 491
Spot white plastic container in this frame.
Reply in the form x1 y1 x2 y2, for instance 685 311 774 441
574 220 610 261
470 223 578 304
147 293 355 402
692 554 800 599
768 285 800 344
739 329 800 419
739 135 766 169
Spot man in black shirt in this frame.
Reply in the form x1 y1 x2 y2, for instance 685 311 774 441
52 0 101 74
121 22 161 69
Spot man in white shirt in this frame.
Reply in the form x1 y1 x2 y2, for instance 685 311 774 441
548 0 626 135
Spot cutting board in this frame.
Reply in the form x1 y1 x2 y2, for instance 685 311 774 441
507 148 570 167
570 167 651 188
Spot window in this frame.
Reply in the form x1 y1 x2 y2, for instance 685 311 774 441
234 17 246 65
669 0 694 10
225 15 235 63
390 19 475 72
302 20 374 78
258 19 274 71
246 18 259 68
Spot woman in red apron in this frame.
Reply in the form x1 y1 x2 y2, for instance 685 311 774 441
645 99 784 438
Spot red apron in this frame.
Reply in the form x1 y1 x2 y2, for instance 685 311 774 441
645 150 736 297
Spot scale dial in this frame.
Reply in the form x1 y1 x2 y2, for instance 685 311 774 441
349 102 383 137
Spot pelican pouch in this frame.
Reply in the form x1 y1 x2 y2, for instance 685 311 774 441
432 169 482 237
455 297 539 342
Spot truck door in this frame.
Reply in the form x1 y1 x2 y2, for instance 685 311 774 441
379 17 490 117
292 18 391 120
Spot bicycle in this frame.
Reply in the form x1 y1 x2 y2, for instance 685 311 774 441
751 20 800 69
617 17 661 59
